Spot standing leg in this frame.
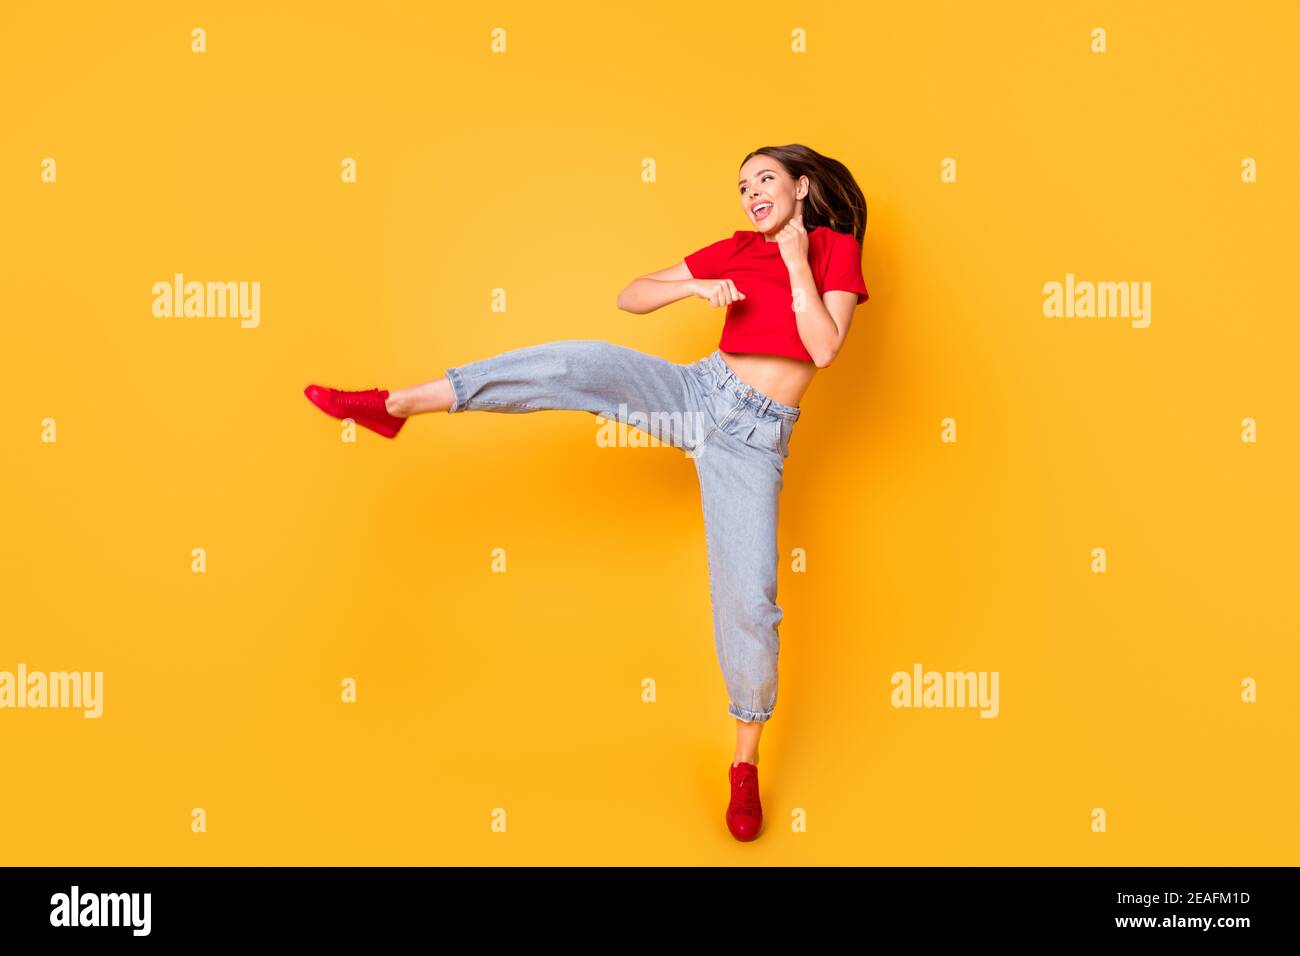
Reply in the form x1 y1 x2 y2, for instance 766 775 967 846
692 416 786 748
692 403 786 844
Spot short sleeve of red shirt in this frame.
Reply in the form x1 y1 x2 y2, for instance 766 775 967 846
822 230 869 304
683 234 738 279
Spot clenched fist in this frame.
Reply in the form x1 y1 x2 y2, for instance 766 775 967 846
690 278 746 308
774 203 809 272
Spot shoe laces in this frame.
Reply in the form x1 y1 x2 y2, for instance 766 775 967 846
332 388 383 410
730 767 760 816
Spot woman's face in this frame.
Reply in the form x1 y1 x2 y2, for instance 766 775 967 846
738 156 807 236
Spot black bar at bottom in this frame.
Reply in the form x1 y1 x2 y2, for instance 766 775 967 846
0 866 1290 941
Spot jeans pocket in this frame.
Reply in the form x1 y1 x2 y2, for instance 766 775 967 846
690 356 716 390
776 417 793 459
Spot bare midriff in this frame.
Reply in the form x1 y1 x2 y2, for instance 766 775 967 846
718 350 816 408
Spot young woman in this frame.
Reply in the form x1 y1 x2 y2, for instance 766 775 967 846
304 144 869 842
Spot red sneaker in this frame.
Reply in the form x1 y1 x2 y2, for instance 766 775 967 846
304 385 407 438
726 760 763 841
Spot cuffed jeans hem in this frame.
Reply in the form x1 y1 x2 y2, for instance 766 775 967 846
445 366 469 413
729 703 773 723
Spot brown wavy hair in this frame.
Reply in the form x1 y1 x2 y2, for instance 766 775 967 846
740 144 867 245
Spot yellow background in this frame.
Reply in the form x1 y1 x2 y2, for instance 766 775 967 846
2 1 1296 865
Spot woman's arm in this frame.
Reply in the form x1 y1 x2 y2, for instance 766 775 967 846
616 261 743 314
788 265 858 367
775 214 860 367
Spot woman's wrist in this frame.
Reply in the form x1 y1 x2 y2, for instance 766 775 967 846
786 260 813 282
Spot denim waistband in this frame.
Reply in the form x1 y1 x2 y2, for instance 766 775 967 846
704 351 801 422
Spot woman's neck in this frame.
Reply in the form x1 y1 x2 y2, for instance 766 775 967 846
761 223 814 241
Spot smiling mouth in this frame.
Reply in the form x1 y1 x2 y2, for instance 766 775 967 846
752 202 773 221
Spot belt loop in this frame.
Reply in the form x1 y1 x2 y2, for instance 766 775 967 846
758 396 771 416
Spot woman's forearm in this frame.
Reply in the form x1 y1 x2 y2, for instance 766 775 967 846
616 277 698 314
787 262 841 367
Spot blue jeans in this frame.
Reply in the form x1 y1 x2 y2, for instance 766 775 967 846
444 340 799 723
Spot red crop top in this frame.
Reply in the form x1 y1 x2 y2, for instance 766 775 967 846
683 225 869 363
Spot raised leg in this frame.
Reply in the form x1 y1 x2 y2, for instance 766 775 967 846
385 378 454 416
427 339 709 450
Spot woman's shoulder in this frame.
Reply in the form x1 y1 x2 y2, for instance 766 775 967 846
815 225 858 246
813 226 861 262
